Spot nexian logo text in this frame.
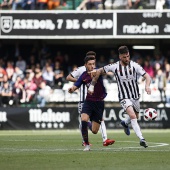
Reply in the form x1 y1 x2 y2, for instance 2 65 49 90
123 22 159 34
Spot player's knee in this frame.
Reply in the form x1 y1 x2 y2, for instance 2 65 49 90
81 114 89 122
92 130 98 134
81 117 88 121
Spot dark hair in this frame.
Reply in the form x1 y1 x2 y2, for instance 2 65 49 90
84 51 96 63
86 51 96 57
118 46 129 55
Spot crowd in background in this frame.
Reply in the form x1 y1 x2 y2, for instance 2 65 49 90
0 41 170 107
1 0 170 10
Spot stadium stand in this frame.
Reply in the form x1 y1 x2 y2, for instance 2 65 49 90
0 41 170 108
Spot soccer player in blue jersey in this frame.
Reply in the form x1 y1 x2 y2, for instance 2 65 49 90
68 53 115 151
67 51 115 147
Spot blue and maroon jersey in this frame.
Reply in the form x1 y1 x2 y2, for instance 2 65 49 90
74 71 107 101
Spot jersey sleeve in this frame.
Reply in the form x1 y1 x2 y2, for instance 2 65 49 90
74 74 84 88
103 63 116 73
134 62 146 76
71 66 85 79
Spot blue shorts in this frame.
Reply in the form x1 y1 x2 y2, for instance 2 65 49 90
81 100 104 124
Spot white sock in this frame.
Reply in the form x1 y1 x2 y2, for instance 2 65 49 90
100 121 107 142
131 119 144 140
125 115 131 125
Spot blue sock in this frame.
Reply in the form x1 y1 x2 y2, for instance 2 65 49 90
81 121 89 144
87 121 92 131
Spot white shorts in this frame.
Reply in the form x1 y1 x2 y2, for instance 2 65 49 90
78 102 84 114
120 99 140 113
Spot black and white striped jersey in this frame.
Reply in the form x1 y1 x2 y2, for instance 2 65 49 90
71 66 87 103
103 61 146 100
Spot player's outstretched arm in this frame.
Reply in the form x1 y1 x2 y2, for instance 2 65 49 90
143 73 151 95
68 85 78 93
66 74 77 82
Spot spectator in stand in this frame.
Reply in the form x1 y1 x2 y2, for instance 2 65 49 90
5 61 14 81
33 67 44 90
37 0 48 10
42 64 54 87
156 0 165 10
76 0 101 10
164 58 170 78
0 81 13 107
47 0 60 9
153 53 165 69
0 75 13 102
21 78 37 103
1 0 11 9
127 0 141 9
22 0 36 9
76 0 89 10
0 65 7 84
54 61 64 89
11 0 23 10
86 0 102 9
165 62 170 107
13 76 25 106
16 56 26 73
143 60 154 79
12 66 24 84
25 69 35 81
155 68 167 102
145 55 154 67
3 74 13 88
36 81 52 107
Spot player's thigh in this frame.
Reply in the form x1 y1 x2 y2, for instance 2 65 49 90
81 101 92 121
120 99 132 111
90 101 104 123
132 99 140 113
120 99 136 119
91 121 100 134
126 106 137 119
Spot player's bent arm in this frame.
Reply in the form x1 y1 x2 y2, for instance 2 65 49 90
143 73 151 94
68 85 79 93
88 68 105 94
66 74 77 82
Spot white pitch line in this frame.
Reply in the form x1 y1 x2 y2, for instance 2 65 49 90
116 141 169 148
0 148 170 153
0 141 169 153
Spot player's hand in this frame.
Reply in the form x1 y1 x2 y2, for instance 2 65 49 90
145 86 151 95
68 87 74 93
88 70 97 78
88 85 94 95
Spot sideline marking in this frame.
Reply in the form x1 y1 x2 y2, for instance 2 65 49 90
116 141 169 148
0 141 169 152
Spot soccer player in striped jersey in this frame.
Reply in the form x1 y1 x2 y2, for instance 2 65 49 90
88 46 151 148
67 52 115 151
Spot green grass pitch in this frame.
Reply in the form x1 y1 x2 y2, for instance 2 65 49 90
0 129 170 170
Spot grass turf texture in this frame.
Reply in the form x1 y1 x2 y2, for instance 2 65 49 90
0 130 170 170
